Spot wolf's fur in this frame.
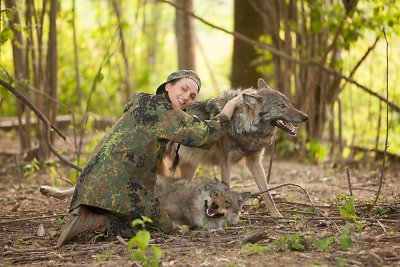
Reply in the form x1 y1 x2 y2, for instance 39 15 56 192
155 176 251 229
160 78 308 217
40 177 250 230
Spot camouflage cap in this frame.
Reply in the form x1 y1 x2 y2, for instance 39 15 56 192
156 70 201 95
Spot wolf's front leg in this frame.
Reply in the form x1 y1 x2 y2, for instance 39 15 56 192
220 159 232 186
245 153 283 217
179 161 199 182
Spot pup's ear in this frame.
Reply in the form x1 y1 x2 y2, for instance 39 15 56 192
242 93 262 109
238 192 252 206
257 78 271 90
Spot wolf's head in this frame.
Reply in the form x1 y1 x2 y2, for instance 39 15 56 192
232 78 308 136
190 181 251 229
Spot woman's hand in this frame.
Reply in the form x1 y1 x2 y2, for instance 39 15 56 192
221 94 242 120
227 95 242 107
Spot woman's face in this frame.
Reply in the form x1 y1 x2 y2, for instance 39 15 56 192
165 78 199 110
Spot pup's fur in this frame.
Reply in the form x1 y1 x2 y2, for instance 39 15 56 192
155 176 251 229
159 78 308 217
40 177 251 230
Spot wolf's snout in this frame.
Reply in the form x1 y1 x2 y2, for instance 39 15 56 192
210 202 219 210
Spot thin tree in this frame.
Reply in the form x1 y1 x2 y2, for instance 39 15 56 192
175 0 196 70
231 0 265 89
5 0 31 151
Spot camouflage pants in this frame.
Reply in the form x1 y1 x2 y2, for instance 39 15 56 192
106 212 137 237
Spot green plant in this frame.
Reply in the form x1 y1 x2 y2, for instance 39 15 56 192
240 243 270 256
0 8 14 45
288 233 305 251
310 236 333 252
44 159 60 184
95 249 112 262
339 223 354 251
127 216 163 267
305 140 329 162
23 158 40 182
338 195 363 230
269 233 305 252
53 217 65 226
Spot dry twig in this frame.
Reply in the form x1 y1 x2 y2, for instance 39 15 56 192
0 213 68 224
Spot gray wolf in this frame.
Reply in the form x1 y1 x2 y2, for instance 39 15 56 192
40 177 251 230
160 78 308 217
155 176 251 229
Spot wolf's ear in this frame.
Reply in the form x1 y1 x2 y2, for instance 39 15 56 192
257 78 271 90
242 93 262 109
238 192 252 206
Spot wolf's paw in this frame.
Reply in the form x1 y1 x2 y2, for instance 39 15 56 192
176 224 190 234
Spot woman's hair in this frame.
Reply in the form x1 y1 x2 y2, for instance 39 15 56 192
169 144 181 172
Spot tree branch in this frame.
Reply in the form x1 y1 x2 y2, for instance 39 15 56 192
157 0 400 113
0 78 82 172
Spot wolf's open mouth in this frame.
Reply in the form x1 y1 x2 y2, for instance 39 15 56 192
272 118 298 136
204 201 224 219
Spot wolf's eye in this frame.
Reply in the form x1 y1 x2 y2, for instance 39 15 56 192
212 191 219 197
278 103 285 108
225 200 231 206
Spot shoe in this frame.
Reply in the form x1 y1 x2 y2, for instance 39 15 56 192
57 206 107 248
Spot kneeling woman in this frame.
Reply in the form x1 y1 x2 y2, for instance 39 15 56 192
57 70 241 247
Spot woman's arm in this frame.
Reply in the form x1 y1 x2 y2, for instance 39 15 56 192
219 95 242 120
151 94 242 148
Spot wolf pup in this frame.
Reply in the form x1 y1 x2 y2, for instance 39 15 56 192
40 177 251 230
160 78 308 217
155 176 251 229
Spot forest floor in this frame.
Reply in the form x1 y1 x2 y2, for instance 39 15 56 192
0 131 399 266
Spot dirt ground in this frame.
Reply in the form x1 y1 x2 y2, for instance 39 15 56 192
0 133 399 266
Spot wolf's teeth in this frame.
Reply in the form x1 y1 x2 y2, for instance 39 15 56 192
206 208 216 217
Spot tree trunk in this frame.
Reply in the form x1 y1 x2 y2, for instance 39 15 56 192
175 0 196 70
6 0 31 151
110 0 132 100
27 0 48 161
231 0 265 89
72 0 83 108
35 0 58 161
259 1 358 142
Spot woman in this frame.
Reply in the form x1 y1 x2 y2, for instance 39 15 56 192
57 70 241 247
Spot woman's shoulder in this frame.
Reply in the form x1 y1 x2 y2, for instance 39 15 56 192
124 92 173 113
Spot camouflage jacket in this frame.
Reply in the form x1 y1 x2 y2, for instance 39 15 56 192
69 93 228 233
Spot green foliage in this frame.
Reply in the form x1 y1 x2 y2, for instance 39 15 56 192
338 195 357 220
0 7 14 44
306 140 329 162
310 236 333 252
337 195 363 229
53 217 65 226
338 223 354 251
95 249 112 262
128 216 163 267
242 233 306 254
23 158 40 182
240 243 270 256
